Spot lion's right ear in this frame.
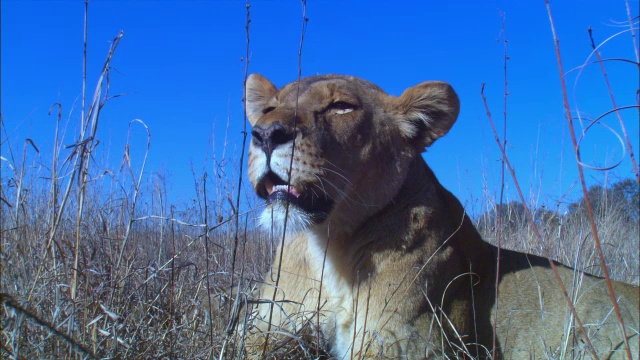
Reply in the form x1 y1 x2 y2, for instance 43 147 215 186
245 74 277 126
392 81 460 149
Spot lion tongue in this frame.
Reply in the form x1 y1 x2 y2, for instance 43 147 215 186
265 177 301 198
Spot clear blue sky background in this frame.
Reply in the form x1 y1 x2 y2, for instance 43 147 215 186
2 0 638 215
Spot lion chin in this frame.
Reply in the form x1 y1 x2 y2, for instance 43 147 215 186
240 73 640 360
257 202 313 237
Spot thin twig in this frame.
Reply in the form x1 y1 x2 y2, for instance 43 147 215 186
263 1 308 355
544 2 632 358
116 119 150 268
226 0 251 325
169 205 176 357
492 9 508 359
481 81 598 359
587 26 639 185
625 0 639 63
203 173 216 351
2 293 97 359
220 2 252 358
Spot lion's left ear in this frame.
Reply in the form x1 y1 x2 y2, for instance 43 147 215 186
392 81 460 148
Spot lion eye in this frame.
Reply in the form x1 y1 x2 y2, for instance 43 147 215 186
262 106 276 114
328 101 355 115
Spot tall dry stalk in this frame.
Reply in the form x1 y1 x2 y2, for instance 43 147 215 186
262 2 308 357
481 82 598 358
71 0 90 305
218 2 252 359
491 9 508 358
544 1 632 358
115 118 150 269
586 26 639 184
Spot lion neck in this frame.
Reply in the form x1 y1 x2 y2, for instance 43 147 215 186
305 155 496 291
306 156 461 284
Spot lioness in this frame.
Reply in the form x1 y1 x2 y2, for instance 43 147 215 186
242 74 639 359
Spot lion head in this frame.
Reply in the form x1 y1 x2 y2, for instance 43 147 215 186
245 74 459 235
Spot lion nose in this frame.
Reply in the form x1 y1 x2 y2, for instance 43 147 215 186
251 124 295 156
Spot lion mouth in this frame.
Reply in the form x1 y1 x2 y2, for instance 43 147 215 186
264 174 302 199
258 171 334 219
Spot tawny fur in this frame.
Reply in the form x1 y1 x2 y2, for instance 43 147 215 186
242 74 639 359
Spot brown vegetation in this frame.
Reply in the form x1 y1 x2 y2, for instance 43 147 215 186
2 2 638 359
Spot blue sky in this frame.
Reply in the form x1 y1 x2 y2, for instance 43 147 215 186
2 0 638 215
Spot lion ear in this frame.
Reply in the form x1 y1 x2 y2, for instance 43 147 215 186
393 81 460 149
245 74 277 126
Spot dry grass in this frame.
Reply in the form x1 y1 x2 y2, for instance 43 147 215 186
2 2 638 359
3 129 636 359
475 190 639 285
1 138 274 359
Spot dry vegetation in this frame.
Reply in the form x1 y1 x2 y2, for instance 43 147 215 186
2 93 637 360
476 180 639 285
1 2 638 360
